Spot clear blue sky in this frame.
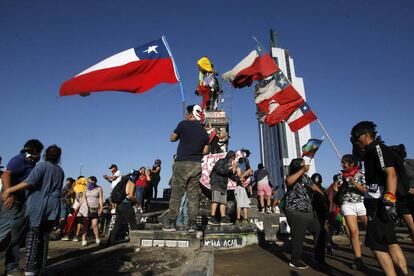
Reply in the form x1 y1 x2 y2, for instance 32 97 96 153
1 1 413 196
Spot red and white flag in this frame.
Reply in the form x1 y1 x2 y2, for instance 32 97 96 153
222 50 278 89
60 37 179 97
286 102 317 132
255 70 304 126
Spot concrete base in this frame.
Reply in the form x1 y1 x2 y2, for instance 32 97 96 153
204 225 258 249
130 229 203 249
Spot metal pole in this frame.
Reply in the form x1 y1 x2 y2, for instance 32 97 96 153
316 118 342 160
162 35 186 119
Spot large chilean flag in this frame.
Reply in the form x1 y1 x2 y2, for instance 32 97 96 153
60 37 179 97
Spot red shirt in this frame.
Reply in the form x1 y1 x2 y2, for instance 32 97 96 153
135 174 148 187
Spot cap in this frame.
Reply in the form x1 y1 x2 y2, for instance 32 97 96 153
350 121 377 143
108 164 117 170
241 148 251 156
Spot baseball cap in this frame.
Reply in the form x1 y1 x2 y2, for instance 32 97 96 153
241 148 251 156
108 164 117 170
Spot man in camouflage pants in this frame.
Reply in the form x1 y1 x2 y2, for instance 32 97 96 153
163 105 209 232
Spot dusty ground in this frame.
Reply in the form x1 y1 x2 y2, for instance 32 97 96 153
1 228 413 275
215 230 414 276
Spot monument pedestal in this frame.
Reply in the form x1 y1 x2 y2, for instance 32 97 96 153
203 225 258 249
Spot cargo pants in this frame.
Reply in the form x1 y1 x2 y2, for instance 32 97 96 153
168 161 201 224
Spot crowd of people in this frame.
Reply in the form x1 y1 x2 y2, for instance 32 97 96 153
0 105 413 276
0 138 164 275
282 121 414 276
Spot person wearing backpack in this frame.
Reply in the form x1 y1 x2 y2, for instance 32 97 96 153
351 121 408 276
389 144 414 243
108 174 138 245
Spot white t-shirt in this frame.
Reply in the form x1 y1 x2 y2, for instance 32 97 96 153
111 170 122 190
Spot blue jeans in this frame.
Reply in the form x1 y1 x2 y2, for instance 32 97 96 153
135 187 145 207
176 193 188 225
0 201 27 272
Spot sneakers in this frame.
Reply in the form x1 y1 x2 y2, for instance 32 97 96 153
96 239 101 245
72 237 79 242
162 221 176 232
273 206 280 213
351 258 364 270
61 236 69 241
266 207 272 214
6 268 23 276
81 240 88 246
220 217 232 226
208 217 220 226
289 260 309 269
260 209 265 214
110 209 116 214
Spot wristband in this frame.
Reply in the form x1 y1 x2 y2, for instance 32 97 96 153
383 192 396 203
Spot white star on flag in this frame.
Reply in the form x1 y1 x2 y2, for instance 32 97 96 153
278 78 287 86
143 45 159 54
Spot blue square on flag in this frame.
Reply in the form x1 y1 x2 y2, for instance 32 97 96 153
134 38 170 60
274 70 289 90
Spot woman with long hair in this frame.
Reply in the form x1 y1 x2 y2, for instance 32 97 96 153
284 158 325 269
339 154 367 270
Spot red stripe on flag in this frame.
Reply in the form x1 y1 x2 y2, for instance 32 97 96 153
265 98 305 126
257 85 302 114
288 110 317 132
232 54 277 88
60 58 178 96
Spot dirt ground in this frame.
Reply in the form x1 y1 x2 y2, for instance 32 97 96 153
1 228 413 275
214 231 414 276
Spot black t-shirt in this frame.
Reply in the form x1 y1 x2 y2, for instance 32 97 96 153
174 120 209 162
364 142 397 199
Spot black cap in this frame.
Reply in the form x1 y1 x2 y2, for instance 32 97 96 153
241 148 251 156
350 121 377 143
108 164 117 170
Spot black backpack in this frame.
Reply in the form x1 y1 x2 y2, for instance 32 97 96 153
382 145 410 197
110 175 130 204
403 159 414 189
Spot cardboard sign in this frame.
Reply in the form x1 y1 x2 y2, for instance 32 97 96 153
199 150 251 190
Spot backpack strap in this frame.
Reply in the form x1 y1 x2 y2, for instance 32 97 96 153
376 144 386 171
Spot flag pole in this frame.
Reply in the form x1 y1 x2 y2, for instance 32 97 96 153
162 35 186 119
252 36 267 52
316 118 342 160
